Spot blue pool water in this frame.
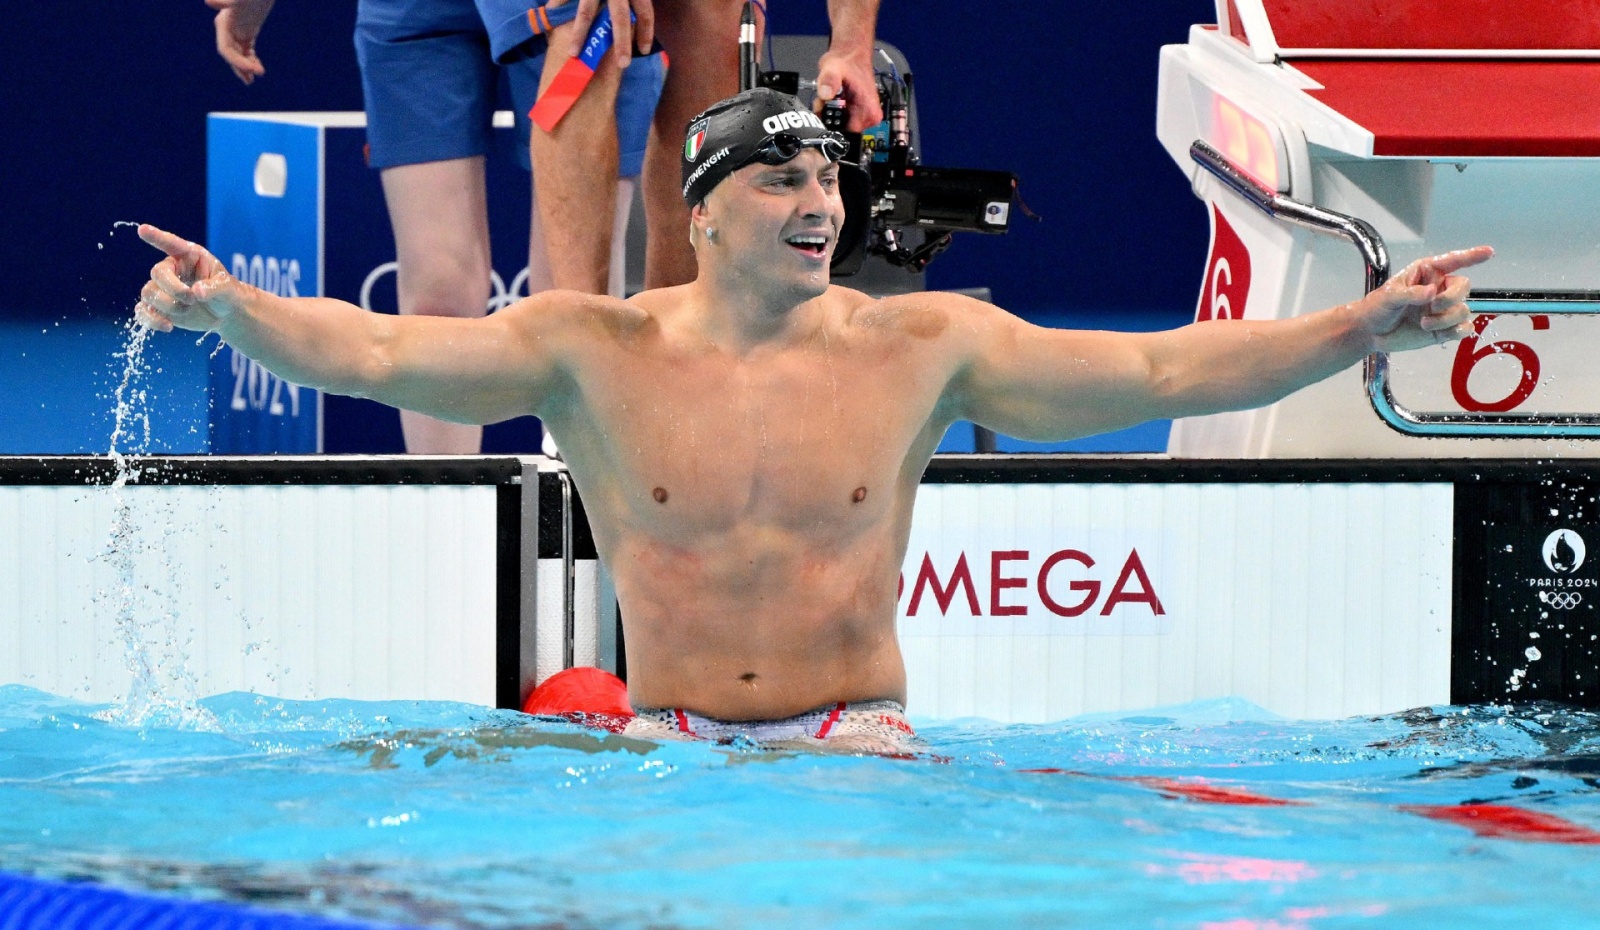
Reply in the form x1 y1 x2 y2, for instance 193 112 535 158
3 687 1599 928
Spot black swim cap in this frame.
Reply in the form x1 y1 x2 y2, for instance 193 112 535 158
680 88 848 206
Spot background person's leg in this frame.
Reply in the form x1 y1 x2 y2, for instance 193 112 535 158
527 178 637 297
529 23 625 294
642 0 751 289
511 41 657 455
515 51 655 298
606 177 636 298
526 176 635 457
357 0 498 453
380 157 493 454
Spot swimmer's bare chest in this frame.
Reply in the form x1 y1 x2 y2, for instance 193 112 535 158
558 328 947 543
543 311 951 716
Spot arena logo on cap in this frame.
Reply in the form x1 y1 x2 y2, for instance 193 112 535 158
761 110 825 134
684 120 709 161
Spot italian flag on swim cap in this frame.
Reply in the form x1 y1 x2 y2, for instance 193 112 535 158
680 88 835 205
684 124 707 161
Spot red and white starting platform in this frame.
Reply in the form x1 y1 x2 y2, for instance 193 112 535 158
1157 0 1600 457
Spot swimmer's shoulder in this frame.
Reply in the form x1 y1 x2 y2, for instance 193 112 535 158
624 285 686 319
835 287 996 342
497 288 656 341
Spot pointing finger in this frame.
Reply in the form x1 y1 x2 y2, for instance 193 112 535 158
1420 245 1495 277
138 225 215 282
138 224 196 259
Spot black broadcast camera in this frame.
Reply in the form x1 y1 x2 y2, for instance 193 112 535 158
740 14 1021 275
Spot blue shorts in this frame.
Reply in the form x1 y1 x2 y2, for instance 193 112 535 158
355 0 664 175
475 0 582 63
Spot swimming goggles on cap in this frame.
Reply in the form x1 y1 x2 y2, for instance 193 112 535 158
750 131 850 166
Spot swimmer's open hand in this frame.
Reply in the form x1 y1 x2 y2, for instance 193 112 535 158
135 225 245 333
1357 246 1494 353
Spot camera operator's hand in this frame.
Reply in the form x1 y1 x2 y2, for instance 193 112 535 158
815 46 883 132
813 0 883 132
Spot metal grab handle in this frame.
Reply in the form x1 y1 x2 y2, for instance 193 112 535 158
1191 140 1600 439
1190 141 1389 291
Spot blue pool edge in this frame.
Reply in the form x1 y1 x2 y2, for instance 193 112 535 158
0 870 412 930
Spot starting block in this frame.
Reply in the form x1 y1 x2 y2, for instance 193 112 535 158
1157 0 1600 456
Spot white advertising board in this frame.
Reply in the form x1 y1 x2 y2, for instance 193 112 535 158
898 482 1454 720
0 483 501 708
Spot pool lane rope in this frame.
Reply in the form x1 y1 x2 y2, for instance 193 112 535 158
1020 768 1600 844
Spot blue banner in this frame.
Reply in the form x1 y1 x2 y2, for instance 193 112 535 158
205 115 323 454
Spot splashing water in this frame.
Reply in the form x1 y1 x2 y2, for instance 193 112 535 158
92 316 216 730
94 220 144 255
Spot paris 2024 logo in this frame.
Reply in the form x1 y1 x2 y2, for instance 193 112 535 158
1536 529 1591 611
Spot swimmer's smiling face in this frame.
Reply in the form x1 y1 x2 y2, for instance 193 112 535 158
696 149 844 303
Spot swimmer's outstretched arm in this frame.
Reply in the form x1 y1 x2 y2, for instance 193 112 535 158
943 246 1493 442
135 224 573 425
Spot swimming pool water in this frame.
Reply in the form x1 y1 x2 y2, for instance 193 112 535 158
2 685 1599 929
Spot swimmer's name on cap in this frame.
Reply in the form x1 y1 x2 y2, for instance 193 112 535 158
680 88 849 206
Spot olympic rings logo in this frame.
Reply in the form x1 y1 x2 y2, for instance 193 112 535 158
1539 590 1584 610
358 262 531 314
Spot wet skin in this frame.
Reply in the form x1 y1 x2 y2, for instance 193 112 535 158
136 151 1490 721
519 154 966 715
544 281 953 717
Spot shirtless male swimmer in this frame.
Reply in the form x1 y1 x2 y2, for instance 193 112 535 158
136 88 1491 754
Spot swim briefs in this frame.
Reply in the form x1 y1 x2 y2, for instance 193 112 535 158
624 700 922 755
355 0 663 174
